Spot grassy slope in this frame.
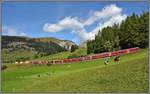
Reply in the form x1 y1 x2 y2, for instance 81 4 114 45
2 50 36 63
34 51 70 61
2 49 148 92
72 48 87 56
34 48 87 61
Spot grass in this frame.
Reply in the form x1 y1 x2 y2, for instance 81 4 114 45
2 49 36 63
34 51 71 61
34 48 87 61
2 49 148 93
72 48 87 56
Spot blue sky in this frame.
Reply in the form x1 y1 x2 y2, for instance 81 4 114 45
2 1 149 45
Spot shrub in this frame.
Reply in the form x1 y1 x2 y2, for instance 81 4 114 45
71 45 78 52
67 53 81 59
2 65 7 70
47 61 52 66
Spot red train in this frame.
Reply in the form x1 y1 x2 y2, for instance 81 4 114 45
31 47 140 65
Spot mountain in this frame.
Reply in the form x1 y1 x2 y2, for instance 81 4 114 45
58 40 77 50
34 37 77 51
1 36 77 63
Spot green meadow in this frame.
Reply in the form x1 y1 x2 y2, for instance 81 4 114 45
33 48 87 61
2 49 148 93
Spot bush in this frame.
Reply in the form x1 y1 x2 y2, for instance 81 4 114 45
47 61 52 66
67 53 81 59
2 65 7 70
71 45 78 52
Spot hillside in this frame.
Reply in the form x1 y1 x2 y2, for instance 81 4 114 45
2 49 148 92
2 36 77 63
33 48 87 61
33 37 77 50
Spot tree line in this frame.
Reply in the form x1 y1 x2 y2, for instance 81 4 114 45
87 12 148 54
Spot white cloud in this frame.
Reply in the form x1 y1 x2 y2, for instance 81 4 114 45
43 23 63 32
83 4 122 26
2 26 27 36
91 14 127 35
43 16 84 32
43 4 127 44
43 16 89 43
